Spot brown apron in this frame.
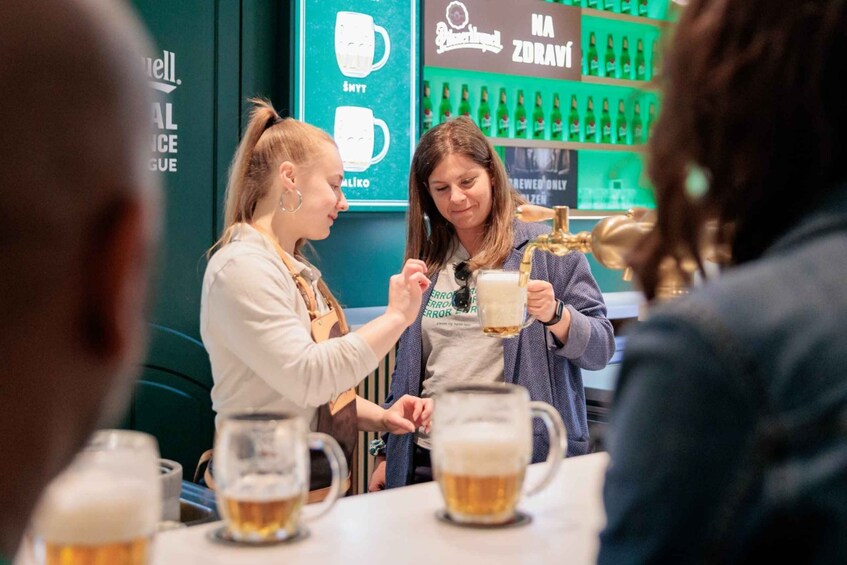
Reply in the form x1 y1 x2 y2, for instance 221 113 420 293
195 235 358 501
273 244 359 498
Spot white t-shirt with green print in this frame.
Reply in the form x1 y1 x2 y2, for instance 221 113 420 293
416 243 505 449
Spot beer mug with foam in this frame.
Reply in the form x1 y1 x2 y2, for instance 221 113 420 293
31 430 162 565
214 412 346 543
431 383 567 525
475 269 535 338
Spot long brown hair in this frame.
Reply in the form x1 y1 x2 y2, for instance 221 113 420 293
406 116 525 276
211 98 349 331
633 0 847 299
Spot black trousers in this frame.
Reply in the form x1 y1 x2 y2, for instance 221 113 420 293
412 444 433 485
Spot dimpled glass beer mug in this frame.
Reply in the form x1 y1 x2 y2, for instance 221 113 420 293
215 412 346 543
334 11 391 78
432 383 567 526
475 269 535 338
31 430 162 565
333 105 391 173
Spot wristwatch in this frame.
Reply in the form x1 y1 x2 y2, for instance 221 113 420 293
542 299 565 326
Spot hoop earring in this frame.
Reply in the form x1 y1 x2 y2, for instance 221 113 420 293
279 189 303 213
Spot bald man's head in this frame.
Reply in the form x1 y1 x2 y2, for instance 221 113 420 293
0 0 161 557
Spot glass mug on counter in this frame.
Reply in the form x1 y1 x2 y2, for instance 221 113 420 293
31 430 162 565
475 269 535 338
431 383 567 525
214 412 347 543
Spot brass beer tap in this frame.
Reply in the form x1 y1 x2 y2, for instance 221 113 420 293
515 204 728 301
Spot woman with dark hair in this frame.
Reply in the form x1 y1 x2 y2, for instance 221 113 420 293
600 0 847 562
369 116 615 490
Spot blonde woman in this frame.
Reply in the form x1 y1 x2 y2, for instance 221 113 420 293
200 99 431 490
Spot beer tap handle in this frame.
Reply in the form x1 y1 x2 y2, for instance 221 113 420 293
515 204 555 223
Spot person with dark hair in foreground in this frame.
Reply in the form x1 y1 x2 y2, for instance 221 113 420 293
600 1 847 562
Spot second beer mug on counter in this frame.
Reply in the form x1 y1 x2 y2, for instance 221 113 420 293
213 413 346 544
431 383 567 526
475 269 534 338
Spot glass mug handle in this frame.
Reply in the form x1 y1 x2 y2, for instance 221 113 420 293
521 312 536 330
524 401 567 496
302 432 348 520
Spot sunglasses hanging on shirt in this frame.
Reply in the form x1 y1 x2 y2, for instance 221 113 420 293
452 261 472 313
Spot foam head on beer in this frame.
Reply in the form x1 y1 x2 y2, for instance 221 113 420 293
32 469 158 565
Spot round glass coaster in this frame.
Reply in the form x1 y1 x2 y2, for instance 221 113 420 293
207 525 310 547
434 509 532 529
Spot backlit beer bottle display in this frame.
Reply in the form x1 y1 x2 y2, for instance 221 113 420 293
568 95 580 142
632 101 643 144
458 84 472 118
478 86 492 135
600 98 612 144
621 36 632 79
422 81 433 132
587 32 599 76
615 99 628 144
621 0 632 13
635 39 647 81
439 82 452 124
604 34 617 78
550 93 563 141
496 88 510 137
515 89 527 138
638 0 648 16
532 91 545 140
584 96 597 143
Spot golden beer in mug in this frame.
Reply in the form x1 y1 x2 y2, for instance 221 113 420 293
32 431 161 565
215 412 346 543
475 270 535 338
432 384 567 525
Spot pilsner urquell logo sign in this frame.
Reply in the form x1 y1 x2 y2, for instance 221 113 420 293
424 0 581 81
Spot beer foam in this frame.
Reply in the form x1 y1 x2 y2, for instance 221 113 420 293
433 424 530 476
33 470 159 545
223 473 302 502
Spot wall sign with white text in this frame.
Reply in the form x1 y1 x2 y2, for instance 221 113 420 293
294 0 418 211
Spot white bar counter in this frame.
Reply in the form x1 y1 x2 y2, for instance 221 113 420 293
153 452 609 564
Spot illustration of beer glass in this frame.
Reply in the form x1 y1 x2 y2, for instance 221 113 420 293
475 269 535 338
214 413 346 543
31 430 162 565
432 383 567 526
333 106 390 172
335 11 391 78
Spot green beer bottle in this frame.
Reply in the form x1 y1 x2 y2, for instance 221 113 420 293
439 82 452 123
647 101 656 138
620 0 632 13
550 93 563 141
603 0 615 11
515 89 527 138
615 99 628 144
632 101 643 144
584 96 597 143
587 0 598 8
532 91 545 140
587 32 599 76
571 0 582 5
620 36 632 79
477 86 492 135
600 98 612 144
496 88 510 137
651 40 659 79
604 34 617 78
458 84 471 118
422 80 433 132
568 95 580 142
638 0 648 17
635 38 647 81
